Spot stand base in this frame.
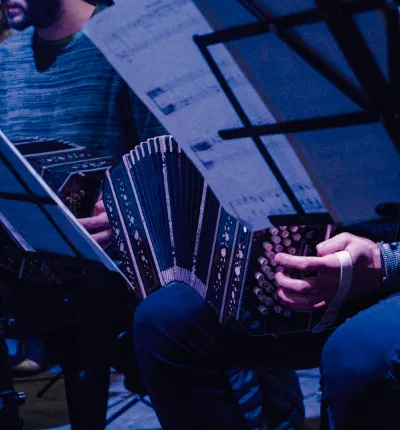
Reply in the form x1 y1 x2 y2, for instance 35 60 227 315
0 320 25 430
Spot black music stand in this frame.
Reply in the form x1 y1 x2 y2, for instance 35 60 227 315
0 129 126 275
193 0 400 226
0 129 130 429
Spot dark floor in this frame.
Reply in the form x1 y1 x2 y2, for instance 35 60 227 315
15 367 321 429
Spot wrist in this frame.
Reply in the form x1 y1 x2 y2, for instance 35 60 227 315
371 242 382 273
365 242 383 294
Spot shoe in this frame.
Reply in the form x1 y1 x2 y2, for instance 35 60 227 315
13 358 43 377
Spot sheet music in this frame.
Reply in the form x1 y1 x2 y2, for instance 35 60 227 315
84 0 326 231
193 0 400 224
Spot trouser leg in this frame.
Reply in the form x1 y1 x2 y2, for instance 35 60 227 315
321 293 400 430
134 283 247 430
55 323 113 430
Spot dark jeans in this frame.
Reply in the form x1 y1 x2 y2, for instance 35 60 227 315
134 283 400 430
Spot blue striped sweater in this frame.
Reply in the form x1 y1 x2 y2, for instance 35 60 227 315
0 24 165 157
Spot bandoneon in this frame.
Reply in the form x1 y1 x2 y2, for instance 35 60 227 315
0 139 116 284
15 139 116 218
104 135 347 336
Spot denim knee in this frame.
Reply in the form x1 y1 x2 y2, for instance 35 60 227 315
320 311 400 429
133 283 221 360
321 320 392 396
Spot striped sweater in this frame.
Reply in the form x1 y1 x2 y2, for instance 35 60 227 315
0 23 165 157
379 242 400 292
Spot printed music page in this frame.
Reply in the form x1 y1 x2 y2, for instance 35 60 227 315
84 0 332 231
194 0 400 224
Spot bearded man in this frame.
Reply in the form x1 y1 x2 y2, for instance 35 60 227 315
0 1 164 428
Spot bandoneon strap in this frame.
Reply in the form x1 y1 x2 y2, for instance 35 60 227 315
312 250 353 334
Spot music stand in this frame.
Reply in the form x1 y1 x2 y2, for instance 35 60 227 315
0 129 131 429
193 0 400 225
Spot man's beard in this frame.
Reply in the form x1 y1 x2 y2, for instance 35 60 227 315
2 0 62 31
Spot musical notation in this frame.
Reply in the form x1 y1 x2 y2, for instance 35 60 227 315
147 64 245 115
84 0 327 230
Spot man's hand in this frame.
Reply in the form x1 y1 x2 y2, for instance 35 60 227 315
78 199 113 250
274 233 382 313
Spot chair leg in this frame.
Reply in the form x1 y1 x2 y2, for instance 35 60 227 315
106 394 143 426
319 396 330 430
36 371 63 399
